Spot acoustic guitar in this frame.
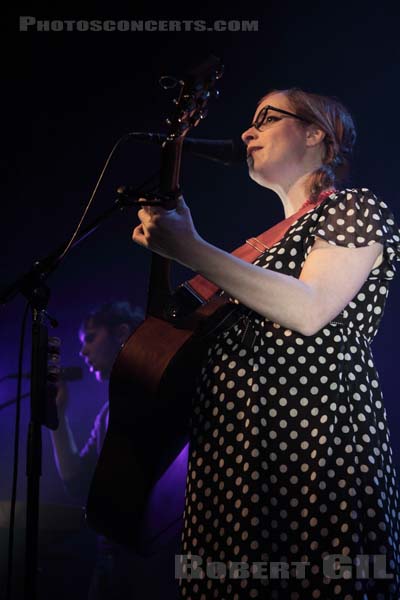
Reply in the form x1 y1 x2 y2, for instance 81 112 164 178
85 56 239 549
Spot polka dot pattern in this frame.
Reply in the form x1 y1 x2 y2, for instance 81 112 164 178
178 189 400 598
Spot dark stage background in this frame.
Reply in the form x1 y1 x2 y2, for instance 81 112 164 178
1 3 400 598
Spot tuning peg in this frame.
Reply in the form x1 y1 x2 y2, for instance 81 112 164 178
165 117 172 126
211 89 220 99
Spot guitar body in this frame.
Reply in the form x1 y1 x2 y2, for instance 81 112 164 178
85 295 238 547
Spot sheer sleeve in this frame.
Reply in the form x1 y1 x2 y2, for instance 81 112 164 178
306 188 400 280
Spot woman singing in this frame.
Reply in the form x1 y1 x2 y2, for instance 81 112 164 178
133 88 400 599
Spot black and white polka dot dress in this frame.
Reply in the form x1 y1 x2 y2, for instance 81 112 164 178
178 188 400 599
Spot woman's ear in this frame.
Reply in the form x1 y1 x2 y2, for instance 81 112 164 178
305 124 326 148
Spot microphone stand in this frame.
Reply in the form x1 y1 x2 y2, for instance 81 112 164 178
1 187 147 600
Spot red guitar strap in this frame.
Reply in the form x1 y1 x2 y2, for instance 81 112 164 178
183 189 335 303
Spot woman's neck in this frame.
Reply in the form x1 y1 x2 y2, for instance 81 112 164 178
273 173 313 218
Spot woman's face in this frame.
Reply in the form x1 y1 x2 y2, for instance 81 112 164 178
241 92 313 189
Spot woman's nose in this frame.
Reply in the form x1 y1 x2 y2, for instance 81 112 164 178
241 126 257 145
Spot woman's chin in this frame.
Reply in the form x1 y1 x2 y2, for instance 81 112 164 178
249 169 270 188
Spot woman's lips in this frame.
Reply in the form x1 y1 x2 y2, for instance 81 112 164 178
247 147 262 158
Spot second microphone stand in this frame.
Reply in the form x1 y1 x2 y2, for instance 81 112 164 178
1 185 153 600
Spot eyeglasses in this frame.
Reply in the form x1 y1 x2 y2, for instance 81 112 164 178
251 104 311 131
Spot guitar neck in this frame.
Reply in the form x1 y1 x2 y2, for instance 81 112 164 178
146 139 183 318
144 55 222 320
146 253 172 318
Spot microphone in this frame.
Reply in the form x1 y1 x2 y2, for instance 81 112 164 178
7 367 83 382
127 132 247 166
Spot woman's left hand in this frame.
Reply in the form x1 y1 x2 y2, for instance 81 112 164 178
132 195 204 266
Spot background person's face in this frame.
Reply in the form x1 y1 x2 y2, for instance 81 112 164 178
79 321 122 382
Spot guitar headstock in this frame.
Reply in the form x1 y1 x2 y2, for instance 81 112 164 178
160 55 223 142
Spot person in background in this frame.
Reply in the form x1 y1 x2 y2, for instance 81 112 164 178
50 300 144 600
